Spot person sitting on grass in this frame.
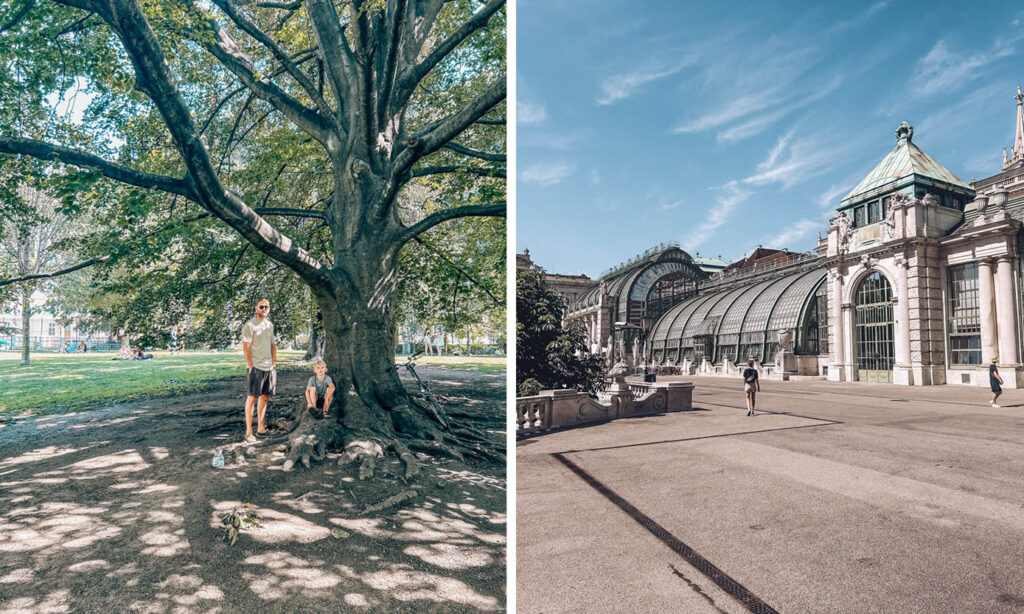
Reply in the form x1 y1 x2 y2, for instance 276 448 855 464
305 360 335 418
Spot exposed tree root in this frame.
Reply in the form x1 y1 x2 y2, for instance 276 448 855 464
361 489 419 515
263 374 501 482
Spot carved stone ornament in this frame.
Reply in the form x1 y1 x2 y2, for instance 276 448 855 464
883 202 897 239
777 329 793 351
860 254 876 269
829 211 852 253
889 192 910 209
921 193 939 207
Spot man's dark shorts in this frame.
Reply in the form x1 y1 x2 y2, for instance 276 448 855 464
247 367 276 397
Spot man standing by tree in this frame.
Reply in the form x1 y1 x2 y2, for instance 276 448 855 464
241 299 276 443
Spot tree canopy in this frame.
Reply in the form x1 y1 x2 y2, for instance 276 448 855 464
516 269 602 396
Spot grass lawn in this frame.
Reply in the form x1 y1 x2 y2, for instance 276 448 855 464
399 354 507 373
0 350 505 415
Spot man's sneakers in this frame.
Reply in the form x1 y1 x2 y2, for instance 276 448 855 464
746 409 754 416
992 403 1002 408
244 434 257 443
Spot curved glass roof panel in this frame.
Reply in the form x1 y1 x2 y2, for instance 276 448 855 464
718 280 775 335
767 269 827 332
651 295 695 343
741 274 801 334
651 293 710 343
679 291 730 343
682 286 748 340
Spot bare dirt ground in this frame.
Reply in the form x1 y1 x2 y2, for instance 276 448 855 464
0 366 506 613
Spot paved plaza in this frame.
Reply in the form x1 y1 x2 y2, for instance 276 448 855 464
517 376 1024 613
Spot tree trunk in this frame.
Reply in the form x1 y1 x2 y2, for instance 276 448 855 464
270 282 485 475
302 310 324 362
20 287 30 366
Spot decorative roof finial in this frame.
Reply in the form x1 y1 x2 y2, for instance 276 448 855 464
895 121 913 144
1011 84 1024 167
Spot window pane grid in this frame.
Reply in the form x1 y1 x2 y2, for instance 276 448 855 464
948 263 981 365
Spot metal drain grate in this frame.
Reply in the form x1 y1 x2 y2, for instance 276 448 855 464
553 453 781 614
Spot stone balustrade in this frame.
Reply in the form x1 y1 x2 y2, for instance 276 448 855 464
515 381 694 438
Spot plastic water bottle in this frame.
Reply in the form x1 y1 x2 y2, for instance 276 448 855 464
212 448 224 469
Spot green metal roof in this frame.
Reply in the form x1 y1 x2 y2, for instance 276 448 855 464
843 122 969 205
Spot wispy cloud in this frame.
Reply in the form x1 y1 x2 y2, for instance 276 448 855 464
816 182 851 210
598 56 694 105
681 181 752 250
715 76 843 143
670 40 834 142
672 93 775 135
518 100 548 125
764 218 821 249
910 38 1018 97
521 161 575 186
590 169 601 184
742 132 847 189
658 199 684 211
827 1 889 34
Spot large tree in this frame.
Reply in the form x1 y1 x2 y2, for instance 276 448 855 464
0 0 505 473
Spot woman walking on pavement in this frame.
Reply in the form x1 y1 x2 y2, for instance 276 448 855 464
990 356 1003 408
743 359 760 416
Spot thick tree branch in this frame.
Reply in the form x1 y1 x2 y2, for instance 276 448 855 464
70 0 327 284
397 202 505 246
209 0 333 119
0 206 324 289
396 0 504 108
198 12 332 145
411 165 505 179
0 136 194 199
474 117 505 126
443 142 505 162
255 0 300 8
304 0 355 128
393 78 505 176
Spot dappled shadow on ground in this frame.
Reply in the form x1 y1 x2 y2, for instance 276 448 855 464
0 367 506 613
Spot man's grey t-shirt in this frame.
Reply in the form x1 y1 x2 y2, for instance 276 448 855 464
307 375 334 398
241 316 275 370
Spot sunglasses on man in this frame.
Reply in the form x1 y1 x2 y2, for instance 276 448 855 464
258 305 269 310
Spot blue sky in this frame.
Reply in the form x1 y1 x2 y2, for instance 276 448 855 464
517 0 1024 277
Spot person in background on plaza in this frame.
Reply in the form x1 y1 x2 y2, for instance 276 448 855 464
743 359 760 416
434 326 444 356
305 360 335 418
990 356 1003 408
241 299 276 443
169 326 178 355
422 328 433 356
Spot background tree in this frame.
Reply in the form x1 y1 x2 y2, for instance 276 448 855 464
0 184 76 364
516 269 602 396
0 0 506 473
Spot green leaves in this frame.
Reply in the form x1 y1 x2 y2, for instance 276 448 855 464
516 270 603 395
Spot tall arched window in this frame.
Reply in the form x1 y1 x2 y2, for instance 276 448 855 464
854 271 894 382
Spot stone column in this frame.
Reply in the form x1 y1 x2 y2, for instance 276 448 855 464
978 259 997 363
895 259 911 365
830 272 845 380
996 256 1019 365
842 303 856 381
